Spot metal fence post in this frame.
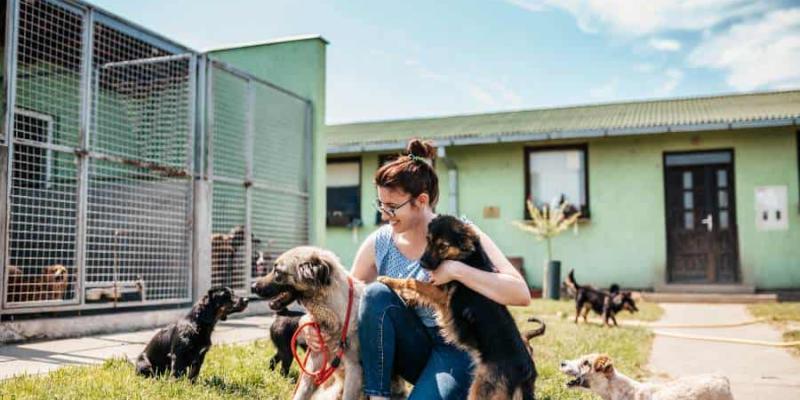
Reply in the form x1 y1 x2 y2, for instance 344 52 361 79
0 0 20 311
305 101 314 244
243 79 255 293
74 6 95 306
195 59 214 299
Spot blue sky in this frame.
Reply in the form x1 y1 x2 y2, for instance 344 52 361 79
88 0 800 124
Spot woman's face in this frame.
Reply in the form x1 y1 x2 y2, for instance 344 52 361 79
376 186 427 233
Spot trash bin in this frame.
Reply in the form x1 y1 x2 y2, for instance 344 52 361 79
544 260 561 300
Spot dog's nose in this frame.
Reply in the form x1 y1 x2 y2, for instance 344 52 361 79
560 361 566 368
241 297 249 305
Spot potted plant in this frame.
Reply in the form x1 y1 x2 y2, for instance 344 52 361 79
514 198 581 300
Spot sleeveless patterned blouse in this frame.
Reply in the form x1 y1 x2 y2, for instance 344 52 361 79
373 224 438 327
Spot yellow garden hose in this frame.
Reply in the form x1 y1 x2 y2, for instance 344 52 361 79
539 314 799 347
652 330 800 348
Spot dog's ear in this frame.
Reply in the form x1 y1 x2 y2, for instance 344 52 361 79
593 355 614 375
298 254 332 286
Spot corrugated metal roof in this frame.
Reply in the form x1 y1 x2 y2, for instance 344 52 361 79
327 90 800 153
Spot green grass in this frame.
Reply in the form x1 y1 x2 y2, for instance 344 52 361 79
0 300 662 400
0 342 295 400
748 302 800 356
748 302 800 323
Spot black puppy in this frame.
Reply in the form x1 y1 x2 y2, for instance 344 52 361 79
379 215 539 400
135 287 249 381
269 307 306 377
564 269 638 327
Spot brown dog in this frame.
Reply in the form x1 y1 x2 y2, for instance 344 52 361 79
211 225 263 287
379 215 540 400
6 264 69 302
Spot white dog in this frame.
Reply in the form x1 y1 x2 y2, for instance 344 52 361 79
560 353 734 400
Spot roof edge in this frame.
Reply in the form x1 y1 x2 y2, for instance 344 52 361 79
327 88 800 129
204 34 329 52
327 117 799 154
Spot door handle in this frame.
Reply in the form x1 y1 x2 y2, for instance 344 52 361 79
701 214 713 232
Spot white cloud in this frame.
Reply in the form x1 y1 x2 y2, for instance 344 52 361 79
506 0 774 36
688 8 800 90
634 63 656 73
649 38 682 52
656 68 684 96
589 78 619 100
404 58 524 108
504 0 548 12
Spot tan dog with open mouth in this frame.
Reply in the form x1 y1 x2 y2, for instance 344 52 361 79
251 246 366 400
560 353 733 400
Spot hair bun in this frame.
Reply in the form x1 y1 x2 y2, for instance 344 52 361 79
406 139 436 160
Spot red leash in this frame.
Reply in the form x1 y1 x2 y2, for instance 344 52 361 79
291 276 355 388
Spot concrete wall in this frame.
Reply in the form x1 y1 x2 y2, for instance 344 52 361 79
327 126 800 290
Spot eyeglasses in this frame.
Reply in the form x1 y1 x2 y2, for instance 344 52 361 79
373 198 413 217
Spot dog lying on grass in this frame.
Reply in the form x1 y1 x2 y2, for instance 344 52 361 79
560 353 734 400
135 287 249 381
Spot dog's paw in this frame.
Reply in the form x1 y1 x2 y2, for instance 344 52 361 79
378 277 419 303
377 276 404 289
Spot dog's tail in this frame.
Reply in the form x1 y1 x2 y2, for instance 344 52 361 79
523 317 546 341
609 283 620 294
564 269 580 297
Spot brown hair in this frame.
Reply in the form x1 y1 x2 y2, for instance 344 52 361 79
374 139 439 207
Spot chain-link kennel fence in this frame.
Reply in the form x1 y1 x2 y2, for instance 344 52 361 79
0 0 312 315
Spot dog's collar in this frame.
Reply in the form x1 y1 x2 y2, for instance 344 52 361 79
338 276 355 350
291 276 356 388
325 276 356 369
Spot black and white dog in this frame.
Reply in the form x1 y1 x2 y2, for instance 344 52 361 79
135 287 249 381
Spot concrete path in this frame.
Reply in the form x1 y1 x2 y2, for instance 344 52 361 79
0 315 273 380
647 303 800 399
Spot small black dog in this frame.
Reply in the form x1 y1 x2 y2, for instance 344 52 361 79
268 307 306 377
135 287 249 381
379 215 539 400
564 269 638 327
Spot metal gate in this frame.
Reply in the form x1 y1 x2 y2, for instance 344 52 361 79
206 60 311 294
1 0 196 311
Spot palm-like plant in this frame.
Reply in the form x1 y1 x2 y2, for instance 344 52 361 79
513 199 581 263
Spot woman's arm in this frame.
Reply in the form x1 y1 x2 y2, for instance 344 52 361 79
349 231 378 283
428 227 531 307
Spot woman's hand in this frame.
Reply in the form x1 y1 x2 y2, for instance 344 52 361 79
302 323 331 353
428 260 463 285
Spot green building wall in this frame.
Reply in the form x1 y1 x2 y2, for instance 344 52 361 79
327 126 800 290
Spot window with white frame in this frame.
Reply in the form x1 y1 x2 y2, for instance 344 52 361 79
525 145 588 218
13 109 54 189
326 158 361 227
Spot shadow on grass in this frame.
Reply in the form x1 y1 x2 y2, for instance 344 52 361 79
203 375 260 396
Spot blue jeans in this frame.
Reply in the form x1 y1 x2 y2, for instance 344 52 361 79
358 282 474 399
